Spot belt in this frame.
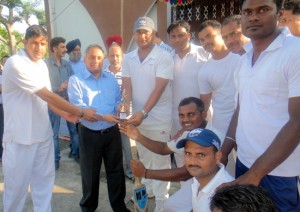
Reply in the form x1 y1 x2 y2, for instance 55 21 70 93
79 123 116 135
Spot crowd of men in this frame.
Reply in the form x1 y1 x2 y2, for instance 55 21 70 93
0 0 299 211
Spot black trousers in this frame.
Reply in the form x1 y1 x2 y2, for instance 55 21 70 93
78 124 128 212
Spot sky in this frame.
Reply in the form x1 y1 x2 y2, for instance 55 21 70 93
2 0 44 33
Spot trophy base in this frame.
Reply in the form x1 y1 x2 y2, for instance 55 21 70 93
119 112 127 121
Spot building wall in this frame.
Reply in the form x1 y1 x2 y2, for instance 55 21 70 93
46 0 105 54
45 0 170 54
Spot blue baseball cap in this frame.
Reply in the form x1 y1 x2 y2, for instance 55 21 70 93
176 128 221 150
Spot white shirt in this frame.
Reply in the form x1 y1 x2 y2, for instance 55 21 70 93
235 30 300 176
3 49 53 145
122 45 174 130
191 164 234 212
157 41 173 53
198 52 239 135
172 44 209 134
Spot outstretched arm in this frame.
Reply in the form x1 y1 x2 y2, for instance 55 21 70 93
130 160 192 182
119 123 173 155
36 87 100 122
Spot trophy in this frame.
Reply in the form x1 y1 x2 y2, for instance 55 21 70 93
119 89 127 120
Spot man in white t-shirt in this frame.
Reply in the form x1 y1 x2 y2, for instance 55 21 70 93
221 15 250 55
198 20 240 137
2 25 99 212
176 128 233 212
167 20 209 167
122 16 174 211
120 97 224 211
220 0 300 211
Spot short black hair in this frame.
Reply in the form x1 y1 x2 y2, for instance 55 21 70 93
25 25 47 40
198 20 221 33
167 20 191 34
178 97 205 113
210 184 276 212
222 15 242 27
50 37 66 52
284 0 300 15
239 0 284 11
1 55 9 61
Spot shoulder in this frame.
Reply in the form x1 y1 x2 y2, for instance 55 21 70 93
123 50 137 61
283 35 300 53
153 46 173 63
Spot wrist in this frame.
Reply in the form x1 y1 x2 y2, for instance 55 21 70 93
225 136 236 142
144 169 148 179
79 108 85 118
140 110 148 119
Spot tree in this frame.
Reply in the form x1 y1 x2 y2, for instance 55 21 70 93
0 0 45 55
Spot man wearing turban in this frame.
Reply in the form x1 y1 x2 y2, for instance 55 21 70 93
66 39 85 75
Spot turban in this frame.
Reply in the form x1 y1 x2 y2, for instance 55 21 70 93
66 39 81 54
106 35 123 48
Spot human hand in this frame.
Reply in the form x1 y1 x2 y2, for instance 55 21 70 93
64 113 79 124
126 112 144 126
119 123 140 140
102 114 120 124
81 108 101 122
217 170 261 191
130 160 146 178
59 80 68 91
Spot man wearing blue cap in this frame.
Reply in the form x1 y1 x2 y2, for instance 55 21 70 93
66 38 85 75
176 128 233 212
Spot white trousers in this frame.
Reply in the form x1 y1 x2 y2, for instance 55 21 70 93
164 178 193 211
137 128 171 201
2 138 55 212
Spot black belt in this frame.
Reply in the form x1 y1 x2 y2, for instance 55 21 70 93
79 123 116 135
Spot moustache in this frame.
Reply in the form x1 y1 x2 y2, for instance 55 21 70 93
188 165 201 169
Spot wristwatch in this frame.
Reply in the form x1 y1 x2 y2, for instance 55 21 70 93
141 110 148 119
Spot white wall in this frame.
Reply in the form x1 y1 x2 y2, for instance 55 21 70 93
48 0 106 54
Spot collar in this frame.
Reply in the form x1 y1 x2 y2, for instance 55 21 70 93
49 56 66 66
174 43 204 59
130 44 159 61
245 28 289 54
193 164 225 194
81 67 106 80
188 43 199 55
